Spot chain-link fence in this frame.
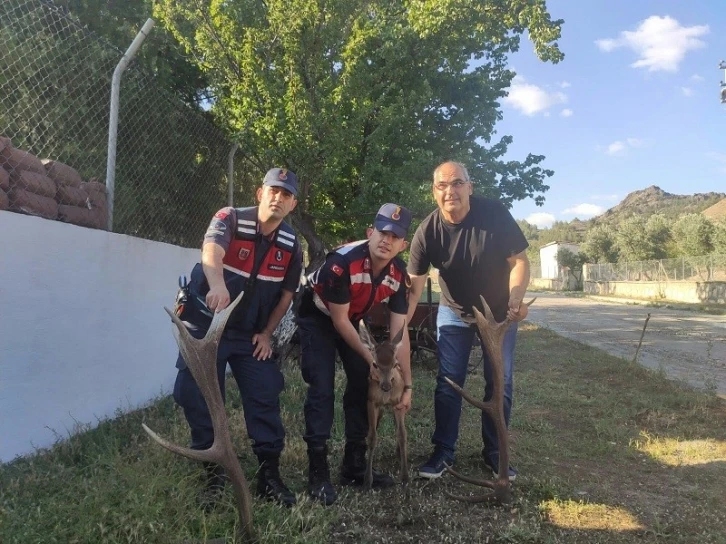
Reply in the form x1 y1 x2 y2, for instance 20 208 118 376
584 254 726 282
1 0 237 247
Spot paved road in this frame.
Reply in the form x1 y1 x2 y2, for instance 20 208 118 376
526 293 726 398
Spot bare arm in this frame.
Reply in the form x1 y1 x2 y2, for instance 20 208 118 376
202 241 230 311
252 289 295 360
389 311 413 412
506 250 530 322
328 302 375 367
405 274 429 326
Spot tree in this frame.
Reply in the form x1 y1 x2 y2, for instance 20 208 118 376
556 247 586 290
713 222 726 255
672 213 715 256
581 224 618 263
616 214 672 262
154 0 564 267
517 219 541 264
59 0 211 107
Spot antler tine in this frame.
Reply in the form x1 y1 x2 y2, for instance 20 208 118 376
444 463 495 489
442 295 538 505
143 290 254 540
444 377 490 414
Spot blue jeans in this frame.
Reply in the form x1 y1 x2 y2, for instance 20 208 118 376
432 305 518 461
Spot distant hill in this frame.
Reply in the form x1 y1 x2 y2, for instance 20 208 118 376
702 198 726 223
592 185 726 226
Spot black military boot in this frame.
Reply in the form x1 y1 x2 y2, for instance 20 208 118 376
307 445 337 505
199 462 227 510
256 453 297 507
339 441 394 489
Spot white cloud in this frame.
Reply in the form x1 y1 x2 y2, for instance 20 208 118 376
504 75 568 116
681 86 694 96
560 81 572 88
525 212 556 229
604 137 644 156
595 16 708 72
560 108 573 117
607 141 626 155
562 204 605 218
690 74 704 82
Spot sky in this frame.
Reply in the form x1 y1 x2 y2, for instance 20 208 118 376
496 0 726 228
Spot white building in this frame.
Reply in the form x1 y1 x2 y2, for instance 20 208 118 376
539 241 580 279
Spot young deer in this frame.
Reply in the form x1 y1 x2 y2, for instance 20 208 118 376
142 292 255 540
443 295 535 504
359 320 409 491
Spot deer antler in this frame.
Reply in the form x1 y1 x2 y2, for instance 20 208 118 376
142 291 254 540
443 295 536 504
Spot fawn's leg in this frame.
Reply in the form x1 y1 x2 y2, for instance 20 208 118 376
365 401 380 492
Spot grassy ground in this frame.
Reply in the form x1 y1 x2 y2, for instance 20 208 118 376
2 324 726 543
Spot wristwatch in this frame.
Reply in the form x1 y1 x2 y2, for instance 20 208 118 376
403 384 413 392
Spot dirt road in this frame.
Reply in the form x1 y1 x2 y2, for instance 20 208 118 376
526 293 726 398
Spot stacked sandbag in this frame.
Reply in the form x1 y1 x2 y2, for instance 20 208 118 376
0 138 58 220
44 158 96 229
80 178 109 230
1 136 12 210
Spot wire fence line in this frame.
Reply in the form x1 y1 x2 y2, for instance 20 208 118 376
0 0 245 248
583 254 726 283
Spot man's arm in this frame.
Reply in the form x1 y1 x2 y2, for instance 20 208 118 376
506 250 530 322
252 288 295 360
202 241 230 311
389 311 413 413
327 302 376 369
405 274 429 325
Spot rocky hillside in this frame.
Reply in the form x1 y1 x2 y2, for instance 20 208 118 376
593 185 726 226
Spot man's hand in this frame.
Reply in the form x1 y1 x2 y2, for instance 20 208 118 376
252 331 273 360
395 389 412 413
206 284 230 312
507 296 529 322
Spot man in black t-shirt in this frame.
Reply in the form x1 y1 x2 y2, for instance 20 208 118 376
406 161 530 481
297 204 413 505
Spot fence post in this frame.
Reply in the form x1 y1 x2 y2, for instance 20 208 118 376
106 18 155 231
227 143 239 207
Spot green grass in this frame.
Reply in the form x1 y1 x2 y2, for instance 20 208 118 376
2 325 726 543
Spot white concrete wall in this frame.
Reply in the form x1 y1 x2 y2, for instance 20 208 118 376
0 211 199 463
584 280 726 304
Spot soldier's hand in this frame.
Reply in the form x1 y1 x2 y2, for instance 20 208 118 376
206 285 231 312
252 332 273 360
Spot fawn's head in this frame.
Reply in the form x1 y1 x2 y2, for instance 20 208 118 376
359 320 405 392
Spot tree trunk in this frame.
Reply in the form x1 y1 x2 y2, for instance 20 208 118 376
292 211 326 273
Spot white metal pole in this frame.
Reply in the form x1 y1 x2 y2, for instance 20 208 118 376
106 18 155 231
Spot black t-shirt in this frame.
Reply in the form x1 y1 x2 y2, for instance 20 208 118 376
407 196 528 322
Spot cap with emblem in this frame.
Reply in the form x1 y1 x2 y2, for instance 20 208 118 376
263 167 298 196
373 203 412 238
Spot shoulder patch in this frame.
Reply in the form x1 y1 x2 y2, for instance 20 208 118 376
214 210 229 220
331 264 344 276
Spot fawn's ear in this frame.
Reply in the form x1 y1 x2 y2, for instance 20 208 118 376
390 321 406 351
358 320 377 352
